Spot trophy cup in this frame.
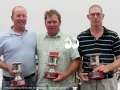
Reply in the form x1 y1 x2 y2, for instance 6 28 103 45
87 54 104 80
10 62 28 87
44 52 59 79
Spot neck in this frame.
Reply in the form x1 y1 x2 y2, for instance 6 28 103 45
90 26 104 40
90 26 103 33
12 26 25 34
48 30 59 38
48 33 56 38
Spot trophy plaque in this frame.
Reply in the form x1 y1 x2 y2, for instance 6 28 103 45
10 62 28 87
88 54 104 80
44 52 59 79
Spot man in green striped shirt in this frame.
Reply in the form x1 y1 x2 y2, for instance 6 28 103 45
36 9 81 90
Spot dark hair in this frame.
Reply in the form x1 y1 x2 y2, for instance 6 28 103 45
44 9 61 22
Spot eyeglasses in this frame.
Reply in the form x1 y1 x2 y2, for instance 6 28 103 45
89 13 102 17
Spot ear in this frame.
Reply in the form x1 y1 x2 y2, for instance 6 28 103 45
87 14 90 20
11 16 13 21
102 14 105 20
59 20 61 25
44 21 46 27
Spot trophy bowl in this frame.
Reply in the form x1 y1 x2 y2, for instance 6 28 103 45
44 52 59 79
10 62 28 87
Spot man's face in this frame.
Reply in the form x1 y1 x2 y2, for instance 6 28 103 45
45 14 61 37
11 7 27 29
87 7 104 27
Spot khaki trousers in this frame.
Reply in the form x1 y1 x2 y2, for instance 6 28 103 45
80 74 118 90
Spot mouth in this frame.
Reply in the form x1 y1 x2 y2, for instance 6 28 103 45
93 21 99 23
18 22 25 25
49 28 55 30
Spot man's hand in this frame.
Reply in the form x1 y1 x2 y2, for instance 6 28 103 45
93 64 110 73
52 71 68 82
7 66 15 76
78 72 89 82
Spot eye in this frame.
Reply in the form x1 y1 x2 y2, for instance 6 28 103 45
22 15 27 18
47 21 51 24
16 15 21 18
91 13 95 16
96 13 101 16
16 15 27 18
90 13 102 17
53 21 57 24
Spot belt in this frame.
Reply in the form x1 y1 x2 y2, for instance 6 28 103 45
24 73 35 79
103 71 114 79
103 74 113 79
3 73 35 81
3 76 14 81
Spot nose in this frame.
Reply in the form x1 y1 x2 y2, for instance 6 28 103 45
20 16 24 19
94 14 97 18
19 15 25 20
50 22 54 26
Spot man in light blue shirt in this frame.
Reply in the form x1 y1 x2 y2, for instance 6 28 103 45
37 9 81 90
0 6 36 90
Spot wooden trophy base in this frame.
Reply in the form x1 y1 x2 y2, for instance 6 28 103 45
10 79 28 87
44 72 58 79
88 71 104 80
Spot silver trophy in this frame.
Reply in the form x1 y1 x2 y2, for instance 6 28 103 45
44 52 59 79
10 62 27 87
88 54 104 80
90 55 99 66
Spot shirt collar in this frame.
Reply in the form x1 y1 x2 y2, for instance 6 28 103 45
9 27 28 35
86 26 109 35
44 30 61 38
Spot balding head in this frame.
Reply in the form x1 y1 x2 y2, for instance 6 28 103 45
12 6 27 16
89 4 103 14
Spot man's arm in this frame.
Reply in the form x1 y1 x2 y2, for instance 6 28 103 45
78 59 89 81
0 59 13 75
64 57 80 78
53 57 80 82
106 55 120 71
94 55 120 73
78 59 83 73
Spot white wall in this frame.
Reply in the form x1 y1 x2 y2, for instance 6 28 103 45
0 0 120 88
0 0 120 37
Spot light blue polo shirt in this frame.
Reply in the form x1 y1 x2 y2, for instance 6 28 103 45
0 28 37 77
